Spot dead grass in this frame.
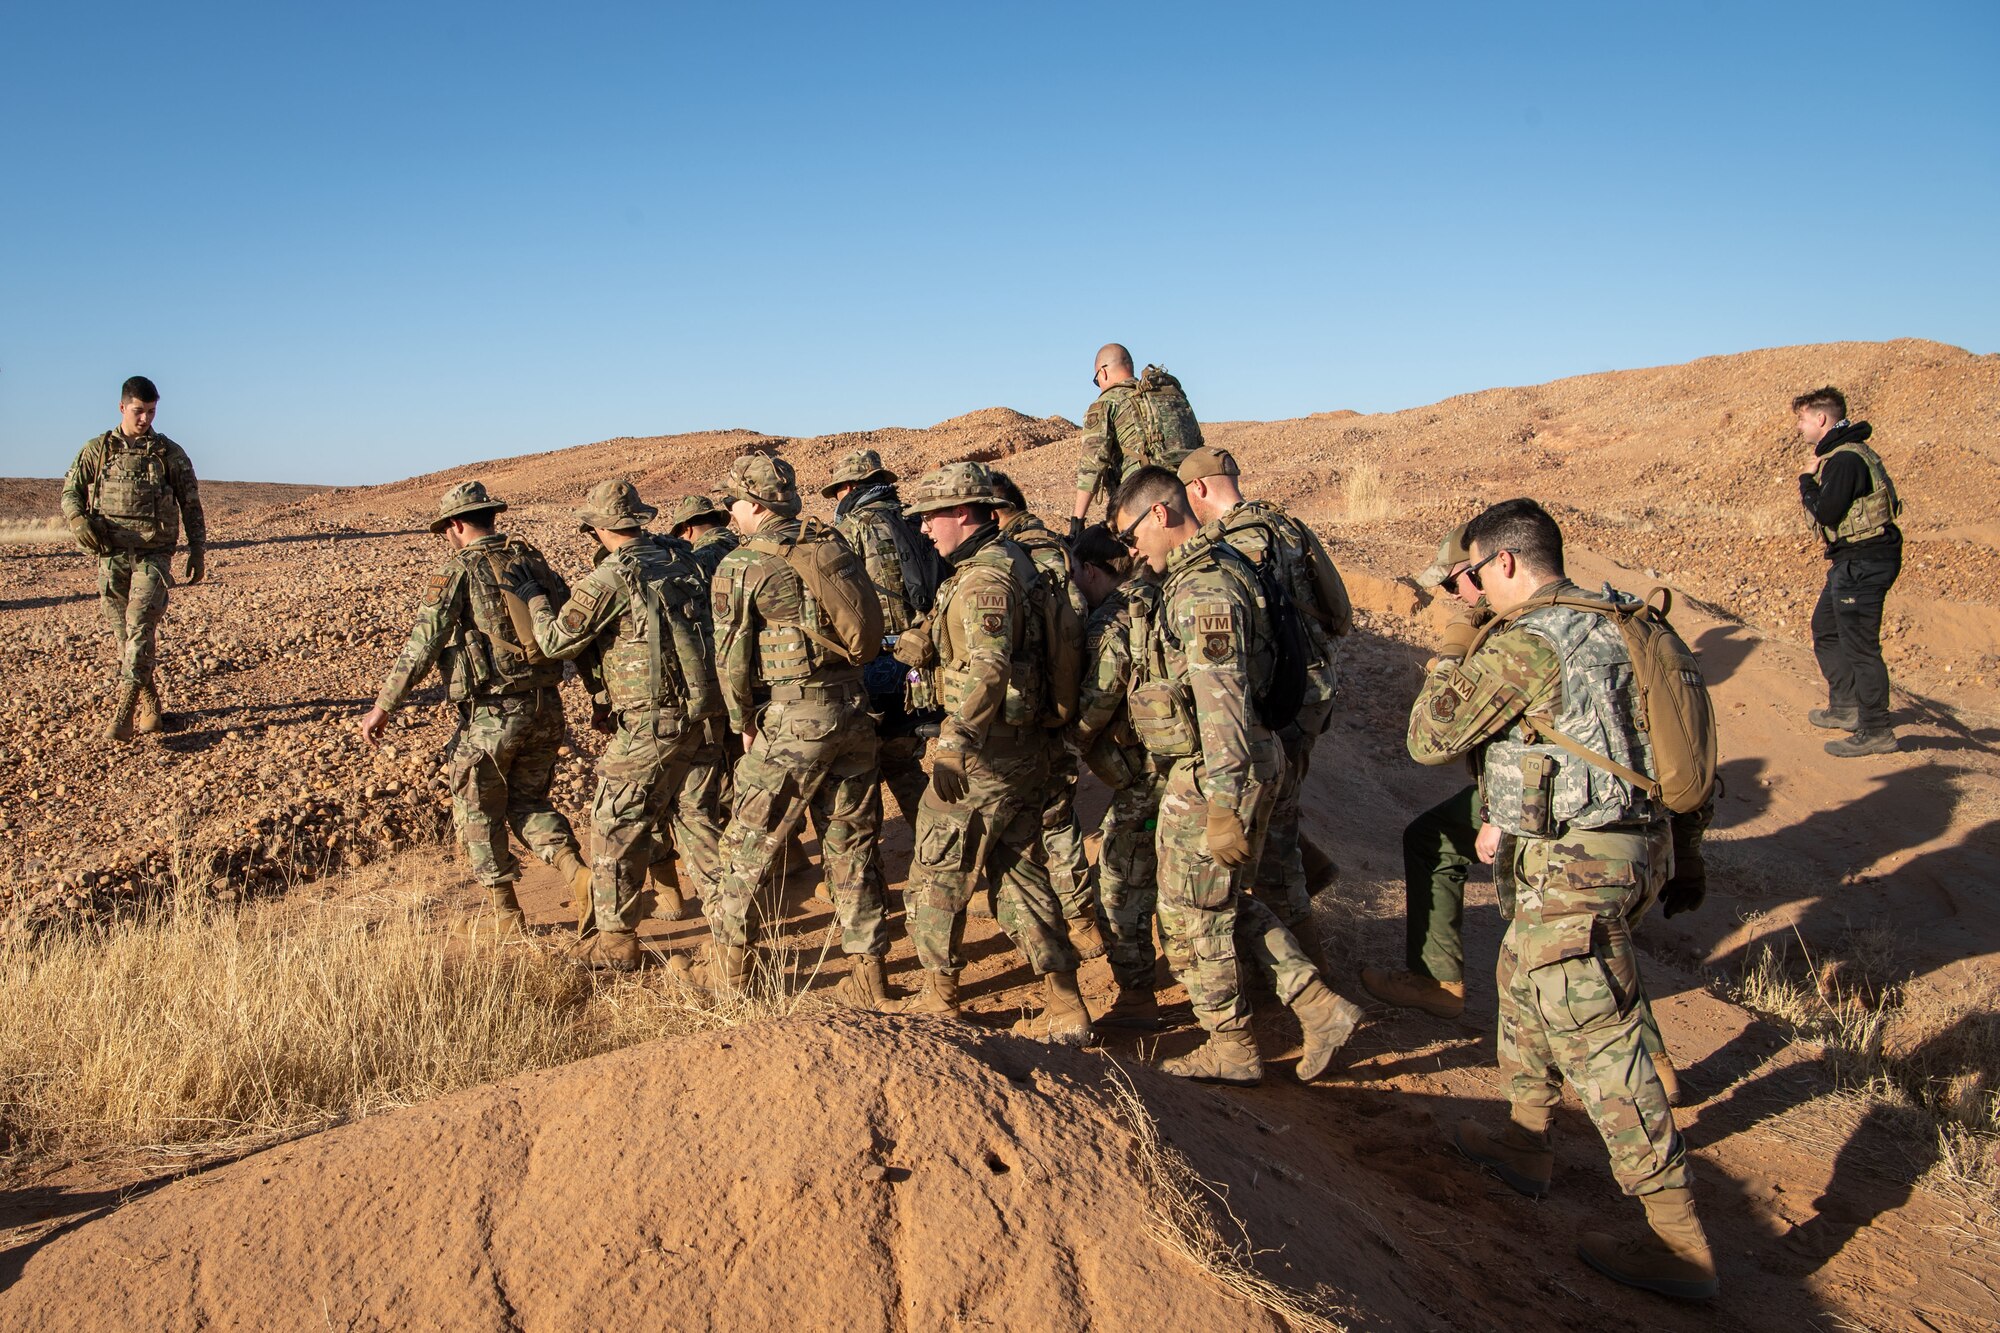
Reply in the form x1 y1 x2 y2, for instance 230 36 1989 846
1342 463 1389 523
0 518 67 545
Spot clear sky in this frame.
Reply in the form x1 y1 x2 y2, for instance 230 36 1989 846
3 1 1995 485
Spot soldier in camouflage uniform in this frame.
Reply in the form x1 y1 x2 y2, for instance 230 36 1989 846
667 494 740 579
1405 498 1716 1301
892 462 1090 1045
359 482 590 930
1179 447 1350 972
679 454 890 1007
1112 467 1364 1084
1069 343 1203 537
991 471 1106 962
509 479 724 970
1065 524 1167 1027
60 376 207 741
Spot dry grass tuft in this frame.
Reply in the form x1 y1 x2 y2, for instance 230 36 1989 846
0 518 69 545
1342 463 1389 524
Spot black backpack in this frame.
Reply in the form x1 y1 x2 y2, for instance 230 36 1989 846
1249 556 1309 730
882 509 945 616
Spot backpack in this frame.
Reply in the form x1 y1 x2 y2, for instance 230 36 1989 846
463 539 570 685
879 506 945 616
1238 547 1310 730
749 519 884 669
1000 541 1084 729
1475 586 1717 814
612 541 721 716
1127 365 1205 468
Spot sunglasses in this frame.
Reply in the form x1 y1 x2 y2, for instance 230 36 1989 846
1459 548 1509 591
1116 503 1156 549
1092 365 1112 388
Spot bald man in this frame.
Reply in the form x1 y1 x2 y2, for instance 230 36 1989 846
1069 345 1204 539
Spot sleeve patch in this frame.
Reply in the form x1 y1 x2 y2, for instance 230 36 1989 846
981 612 1005 635
1429 687 1462 722
568 583 603 617
422 574 448 606
1202 633 1233 662
713 590 732 620
1194 611 1234 635
560 606 588 634
972 590 1009 611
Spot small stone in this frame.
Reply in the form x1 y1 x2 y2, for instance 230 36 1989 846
859 1164 889 1183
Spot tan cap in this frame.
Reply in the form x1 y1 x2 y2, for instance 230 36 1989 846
1415 524 1472 589
721 454 800 515
1176 446 1239 484
575 478 657 533
902 461 1003 516
430 480 507 533
665 494 728 535
819 447 898 498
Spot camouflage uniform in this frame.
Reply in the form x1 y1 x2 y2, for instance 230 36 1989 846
522 481 724 934
1407 578 1688 1197
900 466 1076 982
1001 510 1093 922
1128 526 1322 1035
1074 365 1203 518
668 495 742 582
655 494 743 892
371 483 580 887
707 456 885 958
60 427 206 702
1069 579 1166 993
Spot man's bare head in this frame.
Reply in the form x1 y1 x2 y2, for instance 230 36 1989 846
1092 343 1134 391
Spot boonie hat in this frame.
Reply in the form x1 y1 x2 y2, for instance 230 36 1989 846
666 494 728 535
1415 523 1473 589
431 480 508 533
722 454 800 516
575 478 657 533
1176 446 1240 484
819 448 898 498
902 461 1004 516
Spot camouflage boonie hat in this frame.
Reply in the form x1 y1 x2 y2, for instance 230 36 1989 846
575 478 657 533
902 461 1003 516
1416 523 1473 589
819 447 898 498
722 454 800 515
1176 446 1240 484
431 480 507 533
666 494 728 536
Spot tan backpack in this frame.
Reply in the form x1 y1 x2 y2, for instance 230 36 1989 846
749 519 884 668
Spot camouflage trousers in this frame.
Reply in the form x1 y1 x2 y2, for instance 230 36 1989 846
1496 823 1689 1196
878 732 930 827
709 692 883 956
448 688 580 888
1156 749 1319 1035
648 716 733 898
584 706 714 933
1247 722 1318 930
907 734 1076 978
1098 770 1165 993
1041 748 1094 921
97 551 171 685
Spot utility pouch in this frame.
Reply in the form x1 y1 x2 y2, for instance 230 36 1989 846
1519 753 1556 837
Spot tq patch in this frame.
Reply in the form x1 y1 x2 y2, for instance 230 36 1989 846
1203 633 1232 662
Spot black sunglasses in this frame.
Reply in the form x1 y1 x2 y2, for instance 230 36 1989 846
1116 504 1155 549
1460 548 1509 591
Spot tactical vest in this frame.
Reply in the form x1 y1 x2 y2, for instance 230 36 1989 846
1127 537 1272 760
1081 586 1156 789
600 540 722 715
455 539 567 697
1220 503 1341 721
1480 604 1657 837
1815 441 1903 545
1123 366 1204 472
732 524 860 688
931 541 1046 729
840 501 917 634
94 433 178 549
690 527 739 582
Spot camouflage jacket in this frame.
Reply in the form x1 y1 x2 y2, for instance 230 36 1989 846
1074 367 1203 509
688 526 740 582
919 526 1038 752
61 429 207 555
373 534 564 713
1068 580 1158 789
526 534 719 715
1210 500 1349 720
1130 528 1275 813
833 485 916 634
1407 579 1658 836
712 517 852 732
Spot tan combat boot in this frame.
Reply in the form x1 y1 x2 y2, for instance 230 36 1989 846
553 846 594 919
1099 987 1162 1030
1291 979 1364 1082
1578 1186 1720 1300
1454 1104 1555 1197
1158 1029 1263 1085
1652 1049 1683 1105
134 681 164 735
647 856 687 921
1301 835 1340 898
105 679 140 742
1011 970 1092 1046
1066 913 1108 962
832 955 897 1011
567 928 641 972
896 968 961 1018
665 941 749 996
1360 966 1467 1019
488 883 529 936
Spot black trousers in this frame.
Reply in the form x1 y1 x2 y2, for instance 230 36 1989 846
1811 551 1901 730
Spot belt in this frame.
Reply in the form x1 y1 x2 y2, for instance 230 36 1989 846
767 678 864 702
982 720 1045 741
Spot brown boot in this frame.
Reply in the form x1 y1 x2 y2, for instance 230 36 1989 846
1361 966 1467 1019
1301 835 1340 898
832 955 897 1011
105 679 140 742
1158 1029 1262 1085
1578 1186 1720 1300
488 883 529 936
134 681 164 735
1652 1049 1683 1105
966 887 994 918
553 847 594 924
1454 1105 1555 1198
566 928 641 972
1291 979 1363 1082
665 941 749 996
647 857 687 921
1098 987 1162 1030
896 968 961 1017
1066 913 1108 962
1011 970 1092 1046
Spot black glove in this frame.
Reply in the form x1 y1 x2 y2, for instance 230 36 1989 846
182 546 206 585
1660 867 1706 918
1067 516 1085 547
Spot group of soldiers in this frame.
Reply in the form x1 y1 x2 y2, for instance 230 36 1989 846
59 356 1911 1306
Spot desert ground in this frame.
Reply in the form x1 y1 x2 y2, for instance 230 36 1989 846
0 338 1994 1330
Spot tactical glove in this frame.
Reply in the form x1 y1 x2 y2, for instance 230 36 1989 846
892 625 936 669
590 701 615 735
1660 868 1706 918
1437 613 1483 661
930 744 969 804
1206 806 1251 867
69 514 108 555
1067 516 1085 547
182 546 206 585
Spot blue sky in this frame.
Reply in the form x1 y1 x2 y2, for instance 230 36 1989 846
3 1 1994 485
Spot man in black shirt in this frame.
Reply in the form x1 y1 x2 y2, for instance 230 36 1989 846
1795 386 1903 757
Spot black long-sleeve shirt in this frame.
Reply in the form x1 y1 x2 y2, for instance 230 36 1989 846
1798 421 1900 559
